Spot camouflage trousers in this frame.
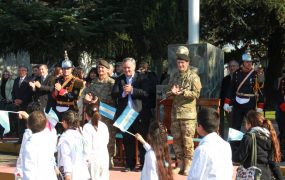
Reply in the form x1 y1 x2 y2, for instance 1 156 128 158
170 118 196 161
101 117 117 158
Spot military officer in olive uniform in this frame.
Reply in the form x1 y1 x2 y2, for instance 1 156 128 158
167 46 202 176
80 59 116 167
53 55 84 133
224 49 264 131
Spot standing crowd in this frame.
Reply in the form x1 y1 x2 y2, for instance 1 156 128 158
0 46 284 180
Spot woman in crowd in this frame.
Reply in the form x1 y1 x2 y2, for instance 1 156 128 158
233 110 283 180
85 67 97 87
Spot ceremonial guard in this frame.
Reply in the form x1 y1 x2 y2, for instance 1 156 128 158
53 52 84 132
224 48 264 131
167 46 202 176
80 59 117 168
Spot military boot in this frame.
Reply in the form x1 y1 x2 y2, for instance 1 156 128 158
172 159 184 174
182 159 192 176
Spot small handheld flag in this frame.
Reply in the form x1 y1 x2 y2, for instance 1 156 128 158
45 109 59 128
0 110 10 135
99 102 116 120
113 106 138 132
228 128 244 141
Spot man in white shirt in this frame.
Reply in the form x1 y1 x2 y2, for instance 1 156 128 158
188 108 233 180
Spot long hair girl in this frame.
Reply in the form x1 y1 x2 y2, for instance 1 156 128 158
246 110 281 162
147 122 173 180
85 99 100 131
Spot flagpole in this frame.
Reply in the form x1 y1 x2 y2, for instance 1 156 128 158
0 110 19 114
125 130 135 137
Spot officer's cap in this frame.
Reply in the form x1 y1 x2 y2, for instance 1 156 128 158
176 46 190 62
98 59 110 69
176 54 190 62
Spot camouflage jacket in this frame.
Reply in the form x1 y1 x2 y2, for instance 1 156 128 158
82 76 115 104
168 68 202 119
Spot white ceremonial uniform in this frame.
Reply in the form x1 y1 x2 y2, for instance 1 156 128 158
83 120 109 180
141 143 158 180
57 129 90 180
22 129 57 180
188 132 233 180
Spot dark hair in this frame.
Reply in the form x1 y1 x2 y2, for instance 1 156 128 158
85 102 101 130
246 110 281 162
73 67 84 79
62 110 80 130
28 111 47 133
86 67 98 84
197 108 220 133
53 67 62 77
27 102 42 114
147 121 173 180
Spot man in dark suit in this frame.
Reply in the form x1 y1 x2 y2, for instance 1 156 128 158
219 60 239 131
10 65 32 142
29 64 54 112
112 57 154 172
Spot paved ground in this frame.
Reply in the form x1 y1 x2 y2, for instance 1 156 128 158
0 153 186 180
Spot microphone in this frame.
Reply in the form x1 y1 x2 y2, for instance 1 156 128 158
121 79 126 86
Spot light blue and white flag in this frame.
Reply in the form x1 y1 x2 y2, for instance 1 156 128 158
99 102 117 120
113 106 138 132
0 110 10 135
45 109 59 128
228 128 244 141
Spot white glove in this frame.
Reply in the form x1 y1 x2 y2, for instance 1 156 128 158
256 108 263 113
223 104 232 112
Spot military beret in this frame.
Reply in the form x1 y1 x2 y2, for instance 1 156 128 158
98 59 110 69
176 54 190 62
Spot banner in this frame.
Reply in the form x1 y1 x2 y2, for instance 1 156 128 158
99 102 116 120
113 106 138 132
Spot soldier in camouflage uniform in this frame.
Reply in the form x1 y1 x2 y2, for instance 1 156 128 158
80 59 117 168
167 46 202 176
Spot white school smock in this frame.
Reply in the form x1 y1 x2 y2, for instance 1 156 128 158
57 129 90 180
83 120 109 180
141 143 158 180
188 132 233 180
22 130 57 180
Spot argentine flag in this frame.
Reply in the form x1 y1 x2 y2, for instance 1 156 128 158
0 110 10 135
45 109 59 127
113 106 139 132
99 102 117 120
228 128 244 141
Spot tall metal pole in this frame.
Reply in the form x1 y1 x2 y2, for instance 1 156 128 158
188 0 200 44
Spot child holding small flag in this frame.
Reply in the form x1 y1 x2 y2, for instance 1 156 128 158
57 110 90 180
83 101 110 180
135 122 173 180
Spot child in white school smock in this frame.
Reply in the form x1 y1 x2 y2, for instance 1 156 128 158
57 110 90 180
21 111 57 180
83 101 110 180
135 122 173 180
